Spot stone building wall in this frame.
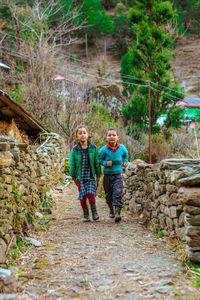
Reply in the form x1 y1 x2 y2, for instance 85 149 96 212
123 159 200 263
0 133 66 263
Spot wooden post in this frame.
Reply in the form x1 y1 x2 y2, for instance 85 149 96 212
148 79 152 164
85 33 88 59
194 124 200 158
104 37 107 58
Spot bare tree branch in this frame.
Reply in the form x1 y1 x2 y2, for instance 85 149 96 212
8 4 39 39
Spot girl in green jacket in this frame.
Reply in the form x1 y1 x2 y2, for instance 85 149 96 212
69 125 101 222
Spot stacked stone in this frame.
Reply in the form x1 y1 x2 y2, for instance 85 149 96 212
180 188 200 263
122 158 200 263
122 160 158 222
0 133 66 263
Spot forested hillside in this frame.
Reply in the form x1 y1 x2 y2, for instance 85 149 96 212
1 0 200 161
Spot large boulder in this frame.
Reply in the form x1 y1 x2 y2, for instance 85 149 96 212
85 85 127 119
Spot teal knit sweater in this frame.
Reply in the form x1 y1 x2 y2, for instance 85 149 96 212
99 144 128 174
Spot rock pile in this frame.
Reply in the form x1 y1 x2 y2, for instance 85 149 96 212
85 85 126 119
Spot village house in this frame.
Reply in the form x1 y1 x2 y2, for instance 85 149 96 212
0 88 45 142
157 97 200 128
178 97 200 128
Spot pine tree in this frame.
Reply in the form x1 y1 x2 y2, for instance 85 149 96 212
121 0 184 133
113 15 132 56
75 0 114 39
48 0 114 40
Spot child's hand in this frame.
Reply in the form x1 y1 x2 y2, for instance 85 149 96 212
74 179 79 186
123 162 128 168
107 161 112 167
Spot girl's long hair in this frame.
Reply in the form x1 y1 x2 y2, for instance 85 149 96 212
75 124 92 140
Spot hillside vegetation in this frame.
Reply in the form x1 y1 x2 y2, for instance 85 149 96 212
0 0 200 160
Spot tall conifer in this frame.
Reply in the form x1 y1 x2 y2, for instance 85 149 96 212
121 0 184 133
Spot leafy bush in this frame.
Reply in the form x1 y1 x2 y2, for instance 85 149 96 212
170 127 199 158
11 84 25 104
135 133 171 163
86 102 120 149
115 3 128 16
134 127 200 163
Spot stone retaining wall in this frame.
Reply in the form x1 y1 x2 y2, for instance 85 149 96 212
0 133 66 263
122 159 200 263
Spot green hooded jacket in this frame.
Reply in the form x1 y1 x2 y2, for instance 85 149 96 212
69 142 101 181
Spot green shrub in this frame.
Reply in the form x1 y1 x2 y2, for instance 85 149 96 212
134 127 200 163
86 102 120 149
135 133 170 163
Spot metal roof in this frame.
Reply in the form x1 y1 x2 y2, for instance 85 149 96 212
0 89 46 138
0 62 10 69
184 98 200 108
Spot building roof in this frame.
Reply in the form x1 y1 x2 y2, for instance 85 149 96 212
0 62 10 69
0 89 46 138
183 98 200 108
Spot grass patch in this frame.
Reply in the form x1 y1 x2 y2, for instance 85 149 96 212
12 240 30 261
153 225 164 238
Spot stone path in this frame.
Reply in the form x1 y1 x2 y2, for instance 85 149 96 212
11 185 200 299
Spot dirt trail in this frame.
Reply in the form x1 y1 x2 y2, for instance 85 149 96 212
14 184 199 299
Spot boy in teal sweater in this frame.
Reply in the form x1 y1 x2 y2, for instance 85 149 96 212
99 128 128 222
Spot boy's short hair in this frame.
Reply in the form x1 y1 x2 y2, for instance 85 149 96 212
107 128 119 135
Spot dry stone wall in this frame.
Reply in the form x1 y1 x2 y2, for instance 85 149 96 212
0 133 66 263
122 159 200 263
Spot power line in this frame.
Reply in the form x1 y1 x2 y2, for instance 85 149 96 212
0 46 186 101
67 67 184 102
149 86 183 101
66 68 149 87
0 31 186 95
60 52 184 95
0 34 186 98
0 45 149 88
59 52 147 82
149 80 184 95
65 68 184 102
1 46 186 104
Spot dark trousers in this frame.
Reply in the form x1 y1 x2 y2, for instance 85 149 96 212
103 174 123 207
76 181 96 209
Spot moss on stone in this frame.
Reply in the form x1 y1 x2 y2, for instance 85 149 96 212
13 213 22 230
